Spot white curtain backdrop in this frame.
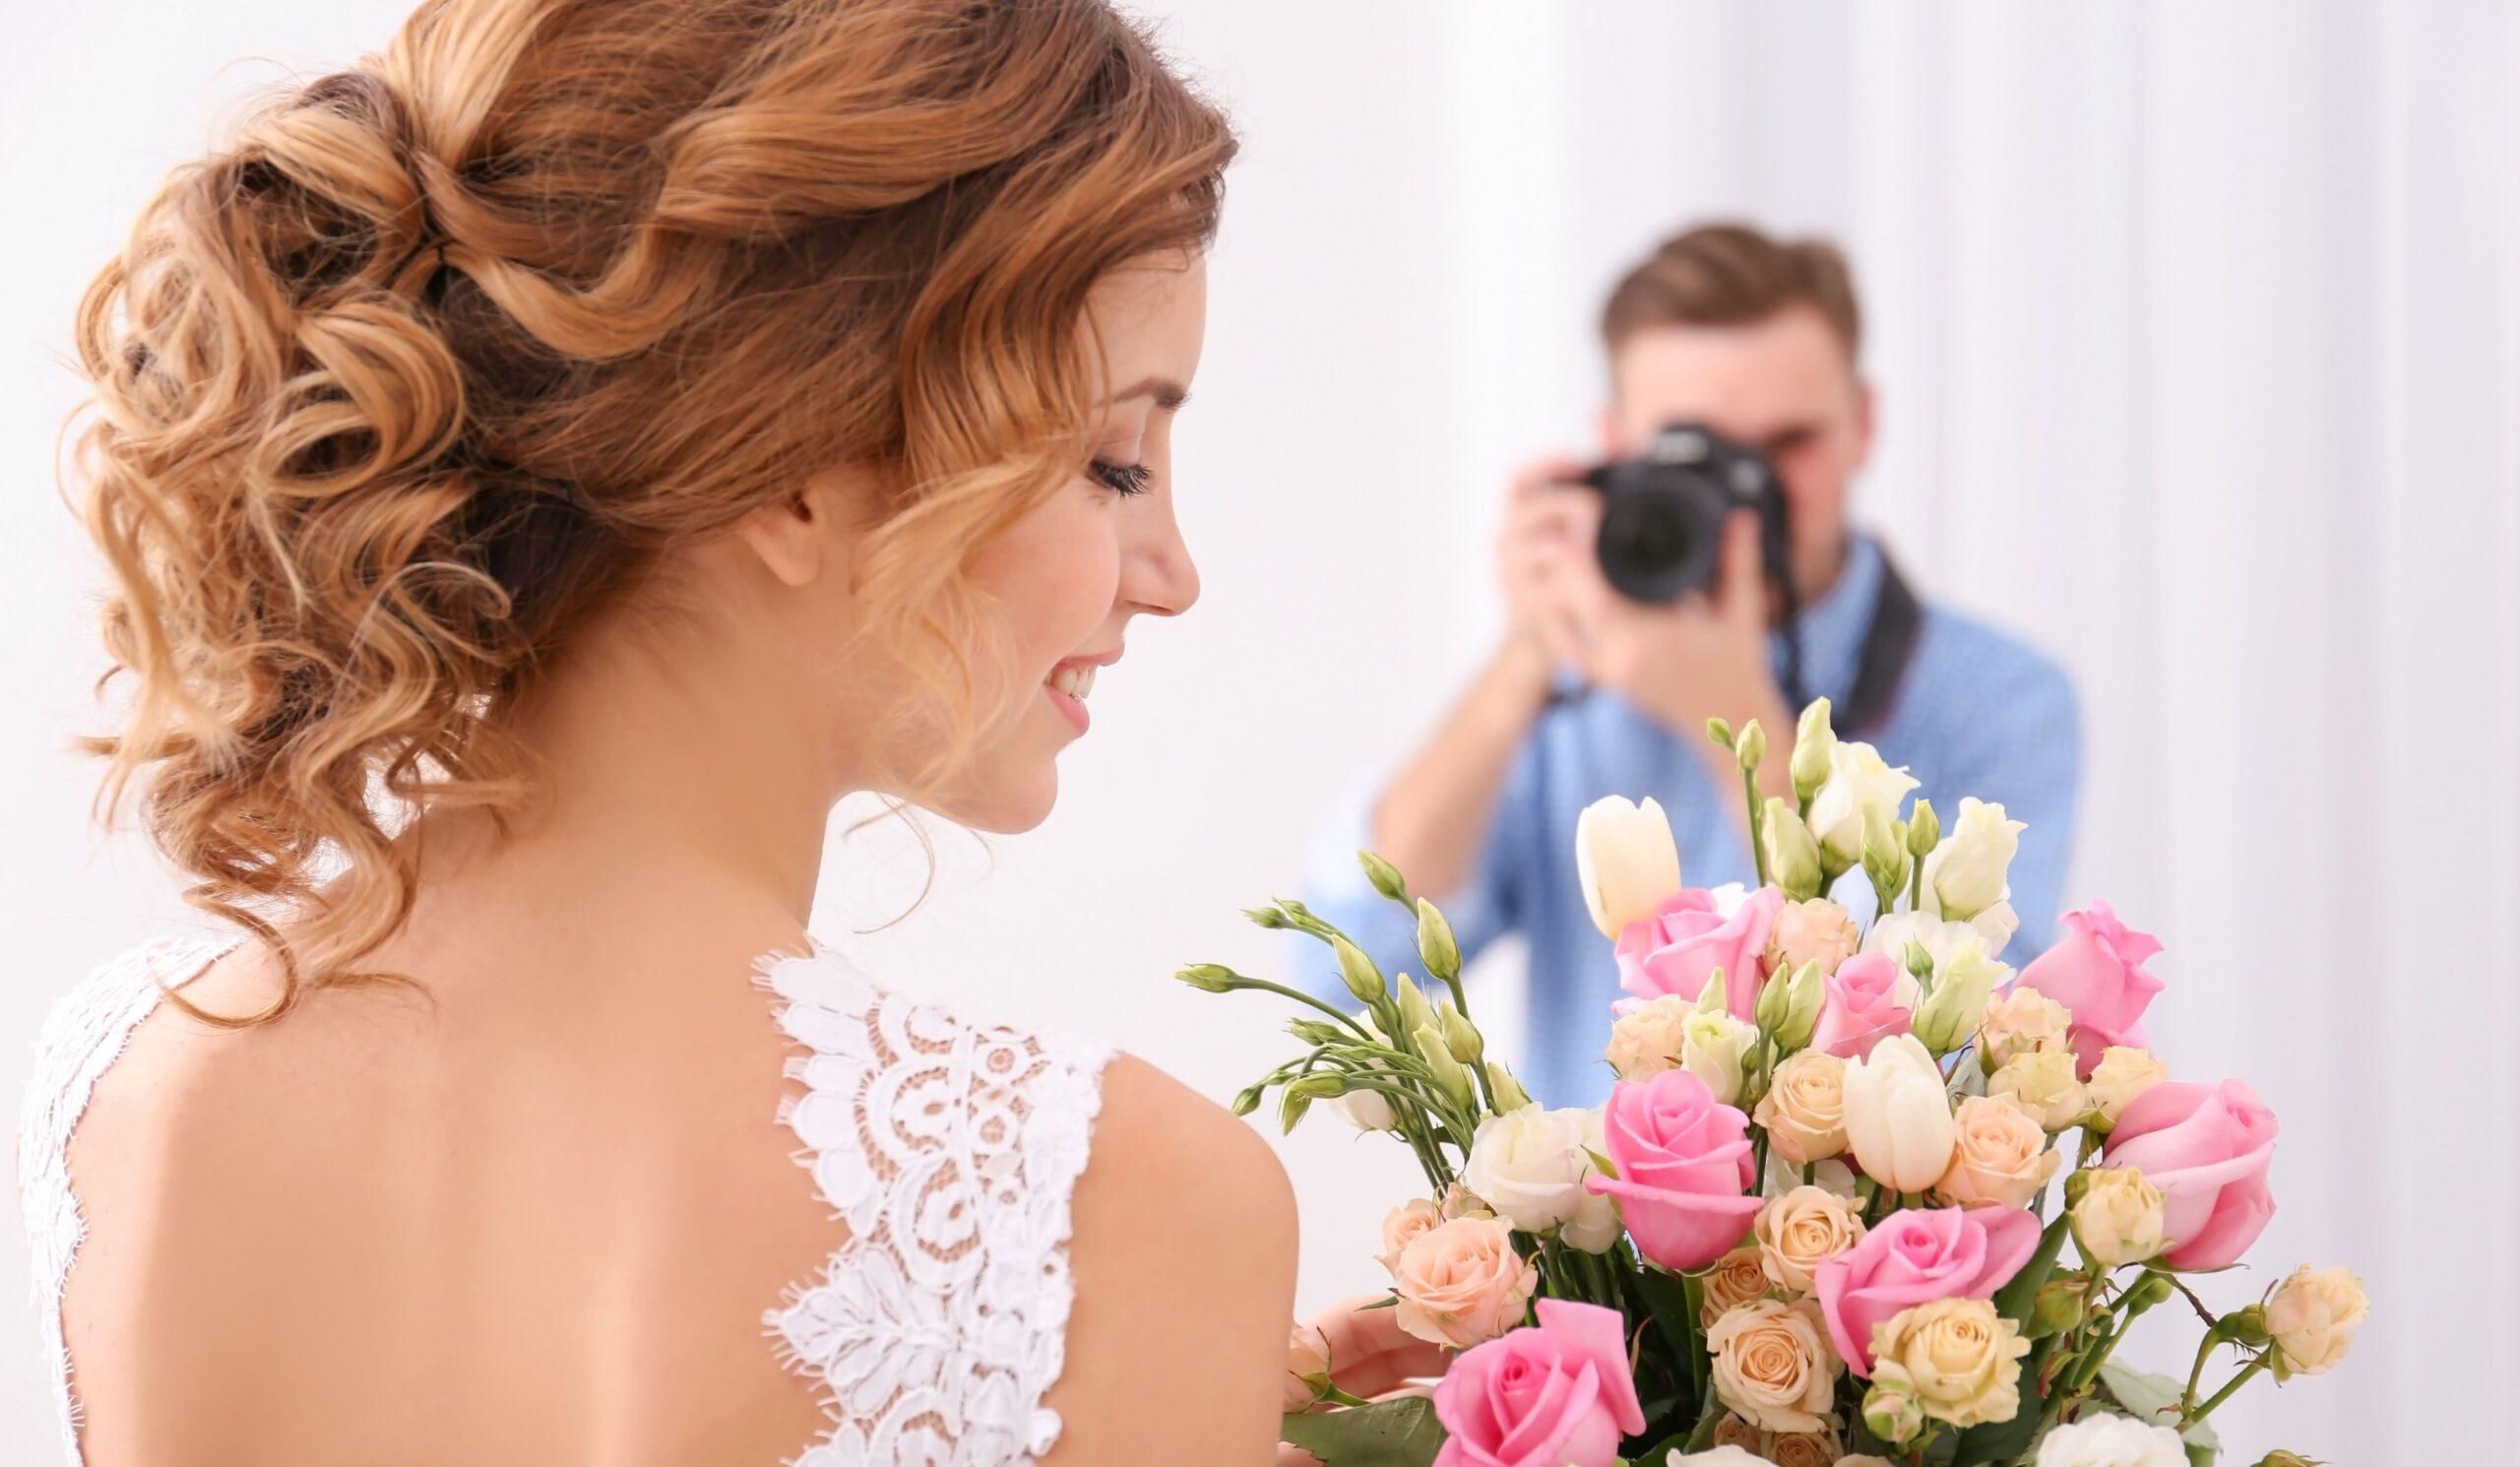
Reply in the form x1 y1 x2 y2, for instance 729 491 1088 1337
2 2 2510 1458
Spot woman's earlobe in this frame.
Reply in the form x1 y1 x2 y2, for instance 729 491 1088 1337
734 478 853 588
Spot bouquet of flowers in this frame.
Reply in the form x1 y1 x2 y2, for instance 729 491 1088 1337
1183 700 2364 1467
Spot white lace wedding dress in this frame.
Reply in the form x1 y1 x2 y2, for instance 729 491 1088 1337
17 935 1113 1466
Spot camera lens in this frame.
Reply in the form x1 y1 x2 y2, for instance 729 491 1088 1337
1597 489 1701 604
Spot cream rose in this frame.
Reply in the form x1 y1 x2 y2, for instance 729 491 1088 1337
1988 1048 2087 1131
1770 897 1861 979
1867 1297 2031 1429
1462 1105 1593 1233
1284 1320 1332 1411
1755 1050 1852 1165
1707 1298 1842 1434
1936 1095 2064 1209
2084 1047 2169 1130
1977 987 2072 1071
1377 1198 1443 1272
1388 1216 1540 1349
1606 994 1692 1083
2264 1265 2369 1375
1702 1244 1776 1326
1755 1184 1868 1294
2069 1166 2169 1268
1577 794 1683 938
1842 1035 1958 1192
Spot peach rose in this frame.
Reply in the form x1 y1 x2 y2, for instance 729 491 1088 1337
1755 1184 1869 1295
1702 1244 1777 1327
2085 1047 2169 1130
1936 1096 2064 1209
1988 1048 2086 1131
1867 1298 2030 1429
1770 897 1862 979
1606 994 1691 1083
1754 1050 1851 1165
2264 1265 2368 1375
1976 987 2071 1071
2068 1166 2169 1268
1767 1431 1844 1467
1708 1298 1843 1434
1389 1216 1539 1350
1378 1198 1444 1272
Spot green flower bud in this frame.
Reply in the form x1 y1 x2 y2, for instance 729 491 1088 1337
2129 1272 2177 1310
1416 898 1462 984
1904 940 1937 987
1763 797 1825 903
1487 1060 1533 1113
1288 1018 1347 1047
1694 964 1730 1017
2253 1452 2323 1467
1438 1001 1484 1066
1229 1083 1265 1117
1862 1383 1924 1447
1358 850 1411 903
1416 1026 1476 1110
1860 801 1910 910
2027 1277 2091 1339
1907 797 1940 861
2227 1305 2273 1348
1734 719 1767 775
1243 905 1292 930
1396 975 1440 1051
1914 941 2007 1056
1706 716 1735 750
1332 934 1387 1007
1281 1071 1347 1133
1791 697 1836 804
1176 963 1238 993
1771 959 1824 1052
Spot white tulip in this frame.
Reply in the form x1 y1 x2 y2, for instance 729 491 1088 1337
1922 797 2027 925
1805 740 1920 869
1575 796 1683 939
1841 1034 1957 1192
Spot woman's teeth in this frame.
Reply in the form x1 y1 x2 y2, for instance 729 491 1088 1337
1050 665 1098 701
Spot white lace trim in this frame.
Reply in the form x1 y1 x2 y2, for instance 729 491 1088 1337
755 942 1112 1467
18 935 235 1467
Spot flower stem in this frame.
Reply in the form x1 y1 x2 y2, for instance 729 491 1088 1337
2184 1354 2269 1427
2182 1322 2227 1414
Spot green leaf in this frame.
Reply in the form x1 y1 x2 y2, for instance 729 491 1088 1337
1994 1213 2073 1327
1633 1266 1697 1365
1279 1396 1446 1467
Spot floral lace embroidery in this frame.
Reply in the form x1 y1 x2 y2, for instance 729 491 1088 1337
756 943 1111 1466
19 936 235 1467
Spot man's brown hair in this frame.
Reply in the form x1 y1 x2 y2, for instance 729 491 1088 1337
1601 222 1861 363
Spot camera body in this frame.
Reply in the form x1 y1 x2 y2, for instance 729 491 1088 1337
1578 422 1791 606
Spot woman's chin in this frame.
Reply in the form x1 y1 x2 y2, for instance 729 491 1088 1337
931 763 1059 836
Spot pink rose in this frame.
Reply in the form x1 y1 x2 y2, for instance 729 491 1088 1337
2016 901 2165 1077
1584 1069 1762 1271
2103 1079 2278 1270
1433 1300 1647 1467
1616 885 1784 1022
1811 1205 2042 1375
1805 952 1915 1060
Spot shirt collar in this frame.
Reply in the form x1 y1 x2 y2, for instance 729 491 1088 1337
1769 533 1883 708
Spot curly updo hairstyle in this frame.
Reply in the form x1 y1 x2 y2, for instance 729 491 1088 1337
72 0 1234 1020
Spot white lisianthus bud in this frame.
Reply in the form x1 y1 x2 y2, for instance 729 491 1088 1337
1332 933 1386 1007
1924 797 2027 925
1415 1023 1477 1110
2083 1046 2170 1131
1764 797 1826 903
1791 697 1837 804
1680 1008 1762 1106
1416 898 1462 984
1575 795 1683 939
1395 975 1439 1050
1860 802 1911 911
1462 1105 1593 1233
1807 740 1921 872
1486 1060 1532 1114
1840 1034 1958 1192
2264 1265 2369 1375
1437 1000 1484 1066
1913 937 2011 1056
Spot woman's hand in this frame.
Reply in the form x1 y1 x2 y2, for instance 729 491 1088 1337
1275 1296 1452 1467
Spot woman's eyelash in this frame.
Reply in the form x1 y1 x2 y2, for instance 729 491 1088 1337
1090 459 1153 497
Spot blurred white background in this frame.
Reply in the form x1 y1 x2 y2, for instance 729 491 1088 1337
5 1 2513 1460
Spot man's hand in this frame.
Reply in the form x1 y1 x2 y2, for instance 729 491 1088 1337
1494 454 1600 675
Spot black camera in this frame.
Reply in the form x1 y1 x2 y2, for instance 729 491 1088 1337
1578 422 1791 606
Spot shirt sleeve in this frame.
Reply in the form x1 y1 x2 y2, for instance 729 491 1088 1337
1942 649 2084 959
1289 738 1541 1008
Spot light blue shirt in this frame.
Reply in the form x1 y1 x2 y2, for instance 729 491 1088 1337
1296 535 2083 1109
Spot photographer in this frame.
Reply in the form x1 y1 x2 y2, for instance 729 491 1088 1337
1300 223 2082 1108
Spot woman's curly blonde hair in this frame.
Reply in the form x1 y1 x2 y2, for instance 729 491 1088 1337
72 0 1234 1021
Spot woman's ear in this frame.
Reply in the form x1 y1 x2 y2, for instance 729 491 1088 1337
733 470 866 588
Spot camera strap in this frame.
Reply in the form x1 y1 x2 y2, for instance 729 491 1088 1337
1838 547 1923 737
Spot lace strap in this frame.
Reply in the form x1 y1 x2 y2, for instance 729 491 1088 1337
754 943 1112 1467
17 935 235 1467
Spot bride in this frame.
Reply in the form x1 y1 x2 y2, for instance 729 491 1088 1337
16 0 1430 1461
